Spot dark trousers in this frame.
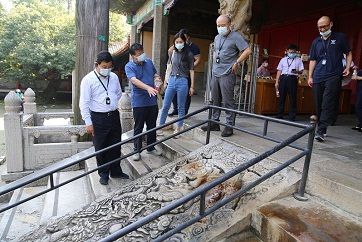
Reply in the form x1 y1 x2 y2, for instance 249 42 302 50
312 77 342 133
277 75 298 121
133 105 158 152
172 77 191 115
355 80 362 127
91 110 122 179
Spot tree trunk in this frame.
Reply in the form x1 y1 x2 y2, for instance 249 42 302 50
73 0 109 125
41 78 62 103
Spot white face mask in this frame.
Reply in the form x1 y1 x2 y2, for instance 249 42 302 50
217 26 229 36
263 63 268 67
137 53 147 62
99 68 112 76
320 29 331 37
175 43 184 50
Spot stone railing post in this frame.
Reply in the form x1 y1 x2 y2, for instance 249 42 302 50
4 91 24 172
118 90 134 133
23 88 37 114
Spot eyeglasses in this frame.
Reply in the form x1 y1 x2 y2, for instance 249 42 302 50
317 23 330 30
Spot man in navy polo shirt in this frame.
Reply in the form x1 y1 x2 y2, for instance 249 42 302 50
125 43 162 161
308 16 352 142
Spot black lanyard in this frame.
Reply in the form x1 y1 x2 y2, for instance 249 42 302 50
94 71 109 96
217 35 228 56
287 58 294 69
322 37 331 57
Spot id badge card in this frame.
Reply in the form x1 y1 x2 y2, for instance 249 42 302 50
106 97 111 105
321 59 327 65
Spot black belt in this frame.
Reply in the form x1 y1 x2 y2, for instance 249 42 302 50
91 110 118 116
281 74 298 77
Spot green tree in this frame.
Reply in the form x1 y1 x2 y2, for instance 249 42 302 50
0 0 75 101
109 11 130 43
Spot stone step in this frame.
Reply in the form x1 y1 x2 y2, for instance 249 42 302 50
84 157 133 199
40 170 93 224
251 196 362 242
0 186 46 241
121 128 204 179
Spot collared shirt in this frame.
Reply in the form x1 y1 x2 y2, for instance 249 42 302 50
309 31 350 83
125 58 157 108
277 56 304 76
79 70 122 125
212 31 249 77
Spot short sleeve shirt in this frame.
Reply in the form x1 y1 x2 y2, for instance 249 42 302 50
125 58 157 108
277 56 304 76
187 42 200 57
169 50 194 78
309 31 351 83
212 31 249 77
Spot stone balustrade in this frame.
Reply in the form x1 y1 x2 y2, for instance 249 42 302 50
2 88 134 183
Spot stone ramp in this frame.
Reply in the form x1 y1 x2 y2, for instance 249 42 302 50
251 196 362 242
16 140 302 241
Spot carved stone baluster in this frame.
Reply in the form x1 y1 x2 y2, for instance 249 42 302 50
23 88 37 114
4 91 24 173
119 91 134 133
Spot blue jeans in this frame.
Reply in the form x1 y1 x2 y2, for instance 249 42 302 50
160 76 189 127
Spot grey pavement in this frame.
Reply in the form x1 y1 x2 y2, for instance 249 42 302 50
184 94 362 194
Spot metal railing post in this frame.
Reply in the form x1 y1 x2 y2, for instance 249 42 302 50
294 115 317 201
206 106 212 144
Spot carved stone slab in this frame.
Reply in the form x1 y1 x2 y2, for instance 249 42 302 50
19 140 300 241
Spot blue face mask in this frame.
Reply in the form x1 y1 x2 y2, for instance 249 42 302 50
175 43 184 50
217 27 228 36
320 29 331 37
288 53 296 59
99 68 112 77
137 53 147 62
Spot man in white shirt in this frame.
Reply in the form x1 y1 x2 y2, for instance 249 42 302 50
79 51 129 185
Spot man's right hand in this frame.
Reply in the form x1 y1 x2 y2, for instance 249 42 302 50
86 125 94 136
308 78 313 87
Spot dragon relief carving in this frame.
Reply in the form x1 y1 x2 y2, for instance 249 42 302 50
219 0 252 41
19 141 293 241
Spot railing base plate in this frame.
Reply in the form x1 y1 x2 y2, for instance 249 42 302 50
293 192 308 201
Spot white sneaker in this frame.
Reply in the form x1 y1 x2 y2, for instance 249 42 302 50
146 148 162 156
156 130 164 136
132 153 141 161
173 129 180 139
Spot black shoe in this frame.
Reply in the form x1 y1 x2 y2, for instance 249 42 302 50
201 123 220 131
168 110 178 117
111 172 130 180
351 126 361 131
315 131 325 142
99 177 108 185
221 126 233 137
275 116 283 119
330 122 336 126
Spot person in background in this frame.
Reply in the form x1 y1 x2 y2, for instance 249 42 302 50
125 43 162 161
308 16 352 142
79 51 129 185
168 29 201 117
331 54 356 125
351 68 362 132
159 32 195 138
257 58 271 77
201 15 252 137
275 44 304 121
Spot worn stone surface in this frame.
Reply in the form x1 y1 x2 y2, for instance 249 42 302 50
18 140 300 241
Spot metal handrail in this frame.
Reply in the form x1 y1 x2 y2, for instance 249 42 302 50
0 105 316 242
